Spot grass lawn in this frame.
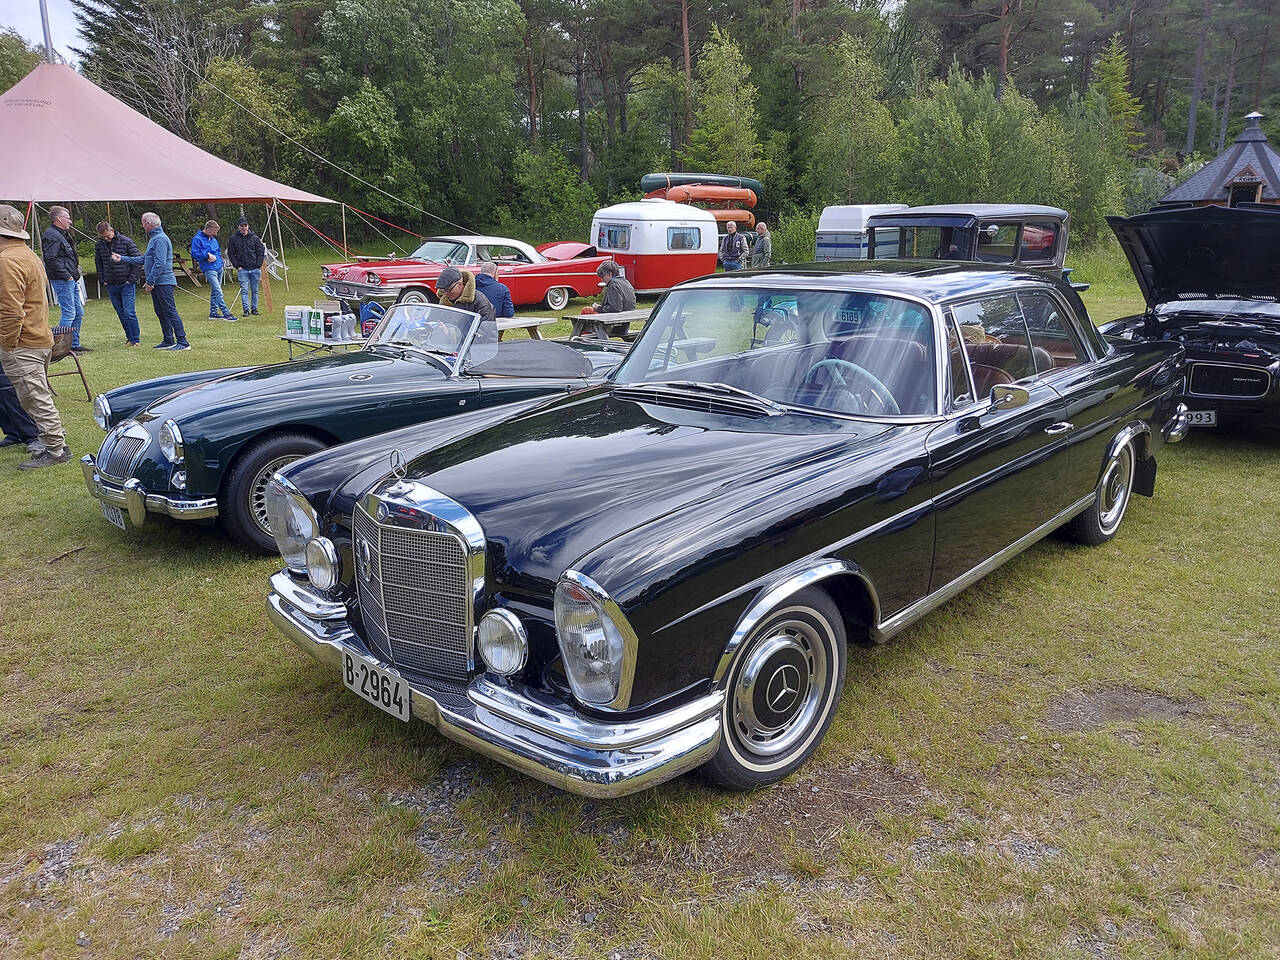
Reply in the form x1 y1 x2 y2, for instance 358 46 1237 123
1 246 1277 958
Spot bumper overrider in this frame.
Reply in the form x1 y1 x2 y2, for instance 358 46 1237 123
1162 402 1191 443
80 455 219 525
267 571 724 797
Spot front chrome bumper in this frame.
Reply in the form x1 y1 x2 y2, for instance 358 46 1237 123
80 455 220 525
320 282 399 304
1163 402 1190 443
267 571 723 797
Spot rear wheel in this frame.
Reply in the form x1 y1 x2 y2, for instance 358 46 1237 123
1059 437 1135 546
544 286 572 311
702 587 847 791
222 432 328 553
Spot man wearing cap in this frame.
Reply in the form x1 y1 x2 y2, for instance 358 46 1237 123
226 216 266 317
0 204 72 469
434 266 496 327
41 205 88 352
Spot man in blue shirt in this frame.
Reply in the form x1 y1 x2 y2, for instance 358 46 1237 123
112 212 191 350
475 262 515 318
191 220 235 321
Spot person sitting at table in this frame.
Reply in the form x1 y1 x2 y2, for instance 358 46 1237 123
474 262 514 318
593 261 636 338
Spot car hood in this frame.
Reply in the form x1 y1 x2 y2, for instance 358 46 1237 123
141 348 447 421
340 388 892 591
1107 205 1280 308
324 260 448 283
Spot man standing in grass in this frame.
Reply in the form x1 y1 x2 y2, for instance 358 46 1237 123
40 205 88 352
0 204 72 469
226 217 265 317
94 221 143 346
112 212 191 351
191 220 235 321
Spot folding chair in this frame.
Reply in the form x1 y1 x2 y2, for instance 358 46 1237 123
47 326 92 401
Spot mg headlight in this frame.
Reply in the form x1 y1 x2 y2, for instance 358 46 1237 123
478 610 528 676
158 419 184 462
92 393 112 430
553 572 637 707
366 272 382 285
265 475 318 573
305 537 340 591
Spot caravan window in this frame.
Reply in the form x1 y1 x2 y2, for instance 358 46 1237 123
597 224 631 251
667 226 701 250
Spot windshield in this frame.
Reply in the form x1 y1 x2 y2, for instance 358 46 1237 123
366 302 496 369
614 286 938 417
408 239 470 264
1155 299 1280 320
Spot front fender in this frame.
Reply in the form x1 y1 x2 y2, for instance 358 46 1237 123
102 366 257 425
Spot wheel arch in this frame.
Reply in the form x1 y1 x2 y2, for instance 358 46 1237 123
711 560 881 690
394 285 438 305
218 424 341 496
1104 421 1154 497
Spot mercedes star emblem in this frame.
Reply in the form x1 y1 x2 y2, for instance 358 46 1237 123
389 448 407 480
766 663 802 713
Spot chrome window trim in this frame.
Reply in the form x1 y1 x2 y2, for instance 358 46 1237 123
557 569 640 712
1187 361 1272 399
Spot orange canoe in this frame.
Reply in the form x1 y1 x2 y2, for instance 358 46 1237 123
710 209 756 227
664 185 758 207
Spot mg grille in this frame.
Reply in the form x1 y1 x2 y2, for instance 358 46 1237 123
352 504 471 684
98 431 147 480
1189 363 1270 398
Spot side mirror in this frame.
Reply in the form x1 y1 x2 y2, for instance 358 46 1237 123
989 384 1030 411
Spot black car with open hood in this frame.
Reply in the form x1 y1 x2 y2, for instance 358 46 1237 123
1104 204 1280 429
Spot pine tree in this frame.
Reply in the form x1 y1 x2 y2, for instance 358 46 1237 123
681 26 770 182
1092 33 1145 154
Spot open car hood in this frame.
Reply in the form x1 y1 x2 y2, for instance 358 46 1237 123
535 241 598 261
1107 205 1280 309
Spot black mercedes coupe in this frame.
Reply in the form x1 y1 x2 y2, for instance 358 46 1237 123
264 262 1189 797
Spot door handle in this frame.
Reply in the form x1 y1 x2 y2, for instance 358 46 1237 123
1044 421 1074 435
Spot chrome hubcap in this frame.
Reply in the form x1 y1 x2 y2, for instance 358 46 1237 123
401 291 429 304
1098 445 1133 533
732 622 828 759
547 288 569 309
249 455 304 535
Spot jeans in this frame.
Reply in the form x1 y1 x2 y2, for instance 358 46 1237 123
204 269 230 316
237 268 261 313
722 259 742 271
150 284 189 346
105 283 141 343
0 365 39 443
50 278 84 347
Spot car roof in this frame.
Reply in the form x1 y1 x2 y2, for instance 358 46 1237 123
875 204 1069 219
429 235 523 246
676 260 1073 304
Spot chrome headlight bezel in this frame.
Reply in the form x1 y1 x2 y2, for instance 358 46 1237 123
553 571 638 709
158 419 184 463
92 393 112 430
265 475 319 574
477 609 528 676
305 537 340 591
366 272 382 286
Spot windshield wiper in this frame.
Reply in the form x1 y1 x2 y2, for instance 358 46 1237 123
621 380 788 416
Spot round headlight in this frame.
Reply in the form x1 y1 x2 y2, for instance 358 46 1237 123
477 610 528 676
92 393 112 430
321 266 331 280
264 476 318 573
366 272 382 285
158 419 184 462
553 574 635 705
305 537 340 591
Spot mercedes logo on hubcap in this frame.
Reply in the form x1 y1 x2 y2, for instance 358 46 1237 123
766 663 802 713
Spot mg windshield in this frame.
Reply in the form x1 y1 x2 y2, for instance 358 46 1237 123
366 302 496 371
409 240 470 264
614 286 938 417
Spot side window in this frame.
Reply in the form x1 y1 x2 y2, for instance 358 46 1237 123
486 244 533 264
1018 221 1060 263
597 224 631 251
667 226 700 251
951 295 1036 395
974 223 1018 263
945 314 975 408
1017 292 1087 373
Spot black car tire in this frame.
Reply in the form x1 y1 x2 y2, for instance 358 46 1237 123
395 287 436 306
1059 437 1135 546
702 587 847 791
544 286 572 311
222 432 328 553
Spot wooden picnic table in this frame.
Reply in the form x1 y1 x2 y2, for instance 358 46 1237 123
565 307 651 341
497 316 559 340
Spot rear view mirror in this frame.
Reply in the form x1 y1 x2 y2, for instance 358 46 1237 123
989 384 1030 410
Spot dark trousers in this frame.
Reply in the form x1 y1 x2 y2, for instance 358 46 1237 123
0 366 39 443
150 284 188 346
106 283 142 344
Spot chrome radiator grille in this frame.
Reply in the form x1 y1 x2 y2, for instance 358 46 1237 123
352 503 472 684
97 428 148 480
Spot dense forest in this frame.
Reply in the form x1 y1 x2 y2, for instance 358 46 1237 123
2 0 1278 251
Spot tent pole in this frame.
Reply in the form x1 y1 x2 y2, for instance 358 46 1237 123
342 204 348 256
274 200 289 290
260 203 274 313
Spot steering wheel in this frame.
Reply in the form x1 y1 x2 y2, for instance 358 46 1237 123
800 358 901 416
413 318 461 351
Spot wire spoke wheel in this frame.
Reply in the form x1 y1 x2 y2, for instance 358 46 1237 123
249 454 304 537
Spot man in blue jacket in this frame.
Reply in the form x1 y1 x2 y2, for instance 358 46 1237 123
112 212 190 350
475 262 515 318
191 220 234 321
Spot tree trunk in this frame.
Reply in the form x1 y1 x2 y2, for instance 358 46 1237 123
996 0 1014 101
1255 2 1272 110
1185 0 1212 155
576 51 589 180
524 30 538 144
681 0 693 141
1219 38 1237 151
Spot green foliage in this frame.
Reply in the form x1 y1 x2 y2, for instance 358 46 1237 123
769 209 821 264
1124 167 1175 216
0 29 40 94
194 58 305 178
1091 34 1144 154
1046 91 1127 241
681 25 771 185
493 148 599 243
803 37 898 204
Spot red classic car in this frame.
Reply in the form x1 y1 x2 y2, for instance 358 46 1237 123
320 235 613 311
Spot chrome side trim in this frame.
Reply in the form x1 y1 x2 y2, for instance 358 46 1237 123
557 569 640 711
80 455 220 523
873 491 1096 642
713 560 879 687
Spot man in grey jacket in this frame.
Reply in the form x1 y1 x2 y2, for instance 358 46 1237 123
751 222 772 268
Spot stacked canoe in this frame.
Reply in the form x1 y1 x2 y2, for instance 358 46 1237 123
641 172 762 228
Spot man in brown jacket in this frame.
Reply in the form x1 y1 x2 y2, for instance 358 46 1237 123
0 205 70 469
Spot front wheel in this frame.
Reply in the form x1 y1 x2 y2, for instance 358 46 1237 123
1059 437 1135 546
543 286 572 311
221 432 328 553
702 587 847 791
395 287 435 306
